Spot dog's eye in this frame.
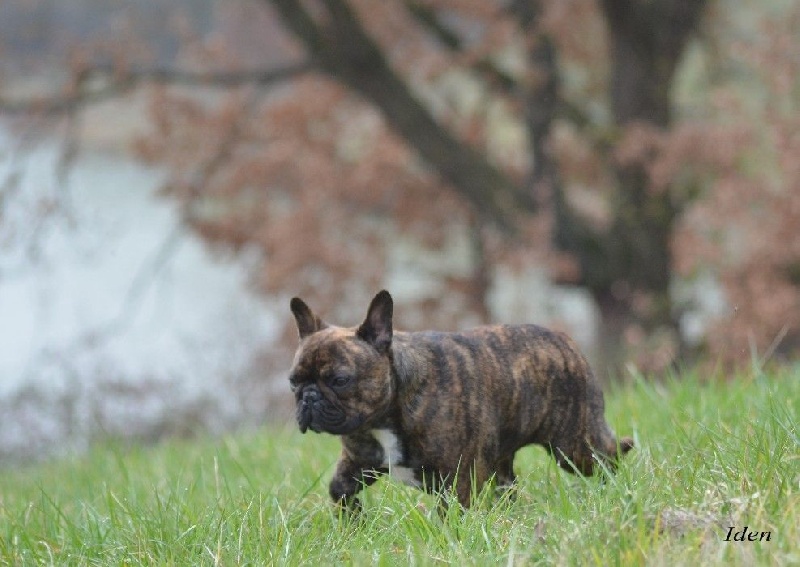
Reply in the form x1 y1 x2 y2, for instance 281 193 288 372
329 374 352 389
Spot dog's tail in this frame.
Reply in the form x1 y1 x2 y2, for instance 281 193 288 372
617 436 635 457
586 434 634 475
598 435 634 474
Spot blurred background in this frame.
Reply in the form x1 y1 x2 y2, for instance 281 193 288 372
0 0 797 462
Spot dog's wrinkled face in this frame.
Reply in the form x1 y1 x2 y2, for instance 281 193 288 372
288 292 394 435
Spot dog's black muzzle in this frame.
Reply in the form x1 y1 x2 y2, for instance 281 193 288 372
297 387 349 434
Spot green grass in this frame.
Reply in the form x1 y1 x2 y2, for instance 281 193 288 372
1 367 798 566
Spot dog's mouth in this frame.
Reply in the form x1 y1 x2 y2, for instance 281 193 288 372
314 414 366 435
296 387 334 433
297 400 364 435
297 405 312 433
296 386 368 435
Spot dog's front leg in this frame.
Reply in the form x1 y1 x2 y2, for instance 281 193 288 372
329 456 386 512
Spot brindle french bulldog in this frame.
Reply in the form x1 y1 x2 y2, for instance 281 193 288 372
288 290 633 508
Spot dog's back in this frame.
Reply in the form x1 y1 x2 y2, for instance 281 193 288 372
392 324 633 478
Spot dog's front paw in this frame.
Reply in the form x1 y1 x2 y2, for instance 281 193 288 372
332 495 362 520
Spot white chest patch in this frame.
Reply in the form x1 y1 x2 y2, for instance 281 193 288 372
371 429 420 487
372 429 402 467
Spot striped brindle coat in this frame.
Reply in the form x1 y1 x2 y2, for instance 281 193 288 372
288 290 634 509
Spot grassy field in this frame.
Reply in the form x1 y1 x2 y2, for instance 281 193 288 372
1 366 797 566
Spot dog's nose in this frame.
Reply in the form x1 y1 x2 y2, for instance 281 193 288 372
302 388 320 403
298 387 321 434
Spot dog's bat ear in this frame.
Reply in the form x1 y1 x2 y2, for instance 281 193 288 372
290 297 328 339
357 290 393 354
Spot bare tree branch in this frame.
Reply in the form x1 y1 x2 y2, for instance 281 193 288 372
0 61 313 116
405 1 518 93
268 0 535 229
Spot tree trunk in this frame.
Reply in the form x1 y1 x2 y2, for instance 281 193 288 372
594 290 636 381
589 0 707 376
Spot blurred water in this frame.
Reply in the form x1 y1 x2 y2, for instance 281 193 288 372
0 129 281 461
